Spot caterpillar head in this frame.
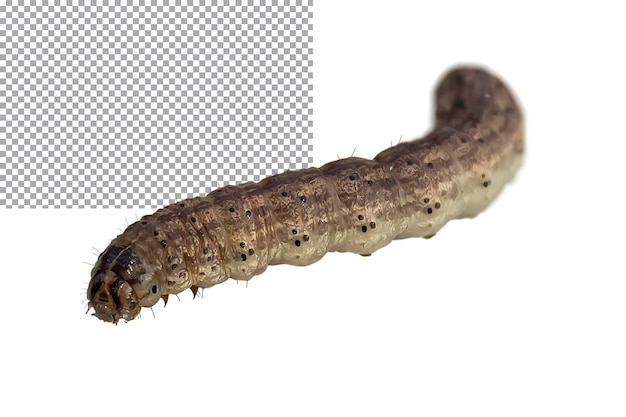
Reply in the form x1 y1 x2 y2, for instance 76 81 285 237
87 270 141 324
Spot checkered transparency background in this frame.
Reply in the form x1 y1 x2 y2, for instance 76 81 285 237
0 1 313 208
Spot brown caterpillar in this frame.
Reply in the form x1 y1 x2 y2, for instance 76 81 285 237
87 67 524 324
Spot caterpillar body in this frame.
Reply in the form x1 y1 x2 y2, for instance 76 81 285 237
87 67 524 324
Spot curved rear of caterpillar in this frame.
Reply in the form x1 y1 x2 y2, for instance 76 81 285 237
87 67 524 324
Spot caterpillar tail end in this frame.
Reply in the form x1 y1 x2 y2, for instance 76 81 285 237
86 270 141 324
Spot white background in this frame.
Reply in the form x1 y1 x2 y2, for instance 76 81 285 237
2 1 625 416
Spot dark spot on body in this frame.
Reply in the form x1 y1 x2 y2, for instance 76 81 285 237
427 208 433 214
370 222 376 229
281 191 288 197
423 198 430 203
361 225 368 233
358 214 364 220
427 162 433 168
483 181 490 187
171 264 178 270
300 196 307 203
367 180 373 187
407 160 413 165
191 216 196 223
241 253 247 261
179 271 186 279
229 207 235 213
292 229 297 235
161 240 167 247
167 280 175 286
141 221 147 225
198 229 204 236
461 137 467 143
295 240 301 247
349 175 355 180
151 285 158 294
153 230 159 236
211 266 217 271
435 202 441 209
240 242 245 248
248 248 254 255
203 248 209 255
478 138 485 143
245 210 251 217
179 203 185 208
303 235 309 241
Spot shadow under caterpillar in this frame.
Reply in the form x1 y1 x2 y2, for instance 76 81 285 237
87 67 524 324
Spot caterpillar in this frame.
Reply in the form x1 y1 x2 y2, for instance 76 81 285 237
87 67 524 324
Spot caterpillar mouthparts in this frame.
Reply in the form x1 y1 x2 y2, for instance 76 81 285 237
87 270 141 323
87 66 524 324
